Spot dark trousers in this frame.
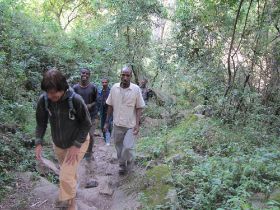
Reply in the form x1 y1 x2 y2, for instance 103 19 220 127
100 113 112 141
87 118 96 154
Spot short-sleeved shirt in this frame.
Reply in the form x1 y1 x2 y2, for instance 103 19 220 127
106 82 145 128
73 83 98 118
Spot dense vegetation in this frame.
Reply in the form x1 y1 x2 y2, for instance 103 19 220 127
0 0 279 209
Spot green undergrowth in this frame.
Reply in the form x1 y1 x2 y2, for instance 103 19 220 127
137 114 280 209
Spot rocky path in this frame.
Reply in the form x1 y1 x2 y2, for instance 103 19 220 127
0 136 142 210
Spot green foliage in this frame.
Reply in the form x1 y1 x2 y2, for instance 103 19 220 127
138 114 280 209
0 133 35 201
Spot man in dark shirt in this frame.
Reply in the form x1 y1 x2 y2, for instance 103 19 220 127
99 78 112 145
140 78 149 104
73 68 98 160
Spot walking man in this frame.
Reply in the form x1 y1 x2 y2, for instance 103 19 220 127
73 68 98 161
99 78 112 145
140 78 149 104
104 66 145 175
35 69 92 209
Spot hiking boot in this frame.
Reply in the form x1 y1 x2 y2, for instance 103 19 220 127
55 200 69 209
119 164 127 175
67 198 77 210
84 152 94 161
127 160 134 172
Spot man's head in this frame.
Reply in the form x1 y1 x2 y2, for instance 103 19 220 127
80 68 91 83
120 66 132 88
101 78 109 89
41 69 69 102
140 78 148 88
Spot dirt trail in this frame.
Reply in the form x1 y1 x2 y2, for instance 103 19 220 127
0 135 142 210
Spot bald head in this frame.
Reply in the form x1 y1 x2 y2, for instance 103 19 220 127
121 66 132 75
120 66 132 88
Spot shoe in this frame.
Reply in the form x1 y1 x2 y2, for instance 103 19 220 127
84 152 94 161
127 160 134 171
67 198 77 210
119 164 127 175
55 199 69 208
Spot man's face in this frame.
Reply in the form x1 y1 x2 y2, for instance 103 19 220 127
140 80 147 88
47 89 65 102
120 70 132 86
102 79 108 89
80 69 90 82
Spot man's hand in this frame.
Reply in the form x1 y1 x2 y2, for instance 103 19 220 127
35 144 43 161
65 146 80 165
133 125 140 135
103 122 109 132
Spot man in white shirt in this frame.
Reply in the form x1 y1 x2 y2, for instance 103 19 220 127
104 66 145 175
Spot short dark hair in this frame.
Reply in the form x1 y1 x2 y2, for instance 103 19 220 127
41 69 69 92
102 77 109 82
80 67 90 74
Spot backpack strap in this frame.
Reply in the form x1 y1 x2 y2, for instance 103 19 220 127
68 92 76 120
43 93 52 116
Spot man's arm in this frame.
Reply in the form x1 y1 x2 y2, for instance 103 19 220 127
133 87 146 135
87 86 98 109
35 96 48 145
133 108 143 135
35 95 48 160
103 105 113 132
73 95 92 148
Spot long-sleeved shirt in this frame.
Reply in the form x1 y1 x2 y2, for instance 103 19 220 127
35 89 92 149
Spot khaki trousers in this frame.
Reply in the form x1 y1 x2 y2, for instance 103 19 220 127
113 125 135 165
54 135 89 201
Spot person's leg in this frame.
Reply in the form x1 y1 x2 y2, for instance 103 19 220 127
113 125 130 174
100 113 106 141
113 126 128 159
86 118 96 159
122 128 136 164
55 136 89 203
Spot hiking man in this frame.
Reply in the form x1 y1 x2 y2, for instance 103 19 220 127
73 68 98 161
99 78 112 145
35 69 91 209
104 66 145 175
140 78 150 104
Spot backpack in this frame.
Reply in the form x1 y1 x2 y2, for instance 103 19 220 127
43 92 76 120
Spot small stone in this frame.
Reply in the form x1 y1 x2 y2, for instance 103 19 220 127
105 170 113 176
172 154 183 165
99 185 114 196
85 179 98 188
145 160 156 170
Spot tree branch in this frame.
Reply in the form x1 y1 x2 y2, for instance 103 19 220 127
63 0 85 30
225 0 244 97
232 0 253 57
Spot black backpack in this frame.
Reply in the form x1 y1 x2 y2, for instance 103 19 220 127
44 92 76 120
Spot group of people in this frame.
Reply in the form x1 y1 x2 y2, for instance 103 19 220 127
34 66 146 210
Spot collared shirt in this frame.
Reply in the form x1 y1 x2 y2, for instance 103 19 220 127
106 82 145 128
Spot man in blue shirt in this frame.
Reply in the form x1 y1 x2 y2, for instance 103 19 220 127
99 78 112 145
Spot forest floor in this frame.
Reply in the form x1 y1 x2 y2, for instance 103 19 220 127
0 133 144 210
